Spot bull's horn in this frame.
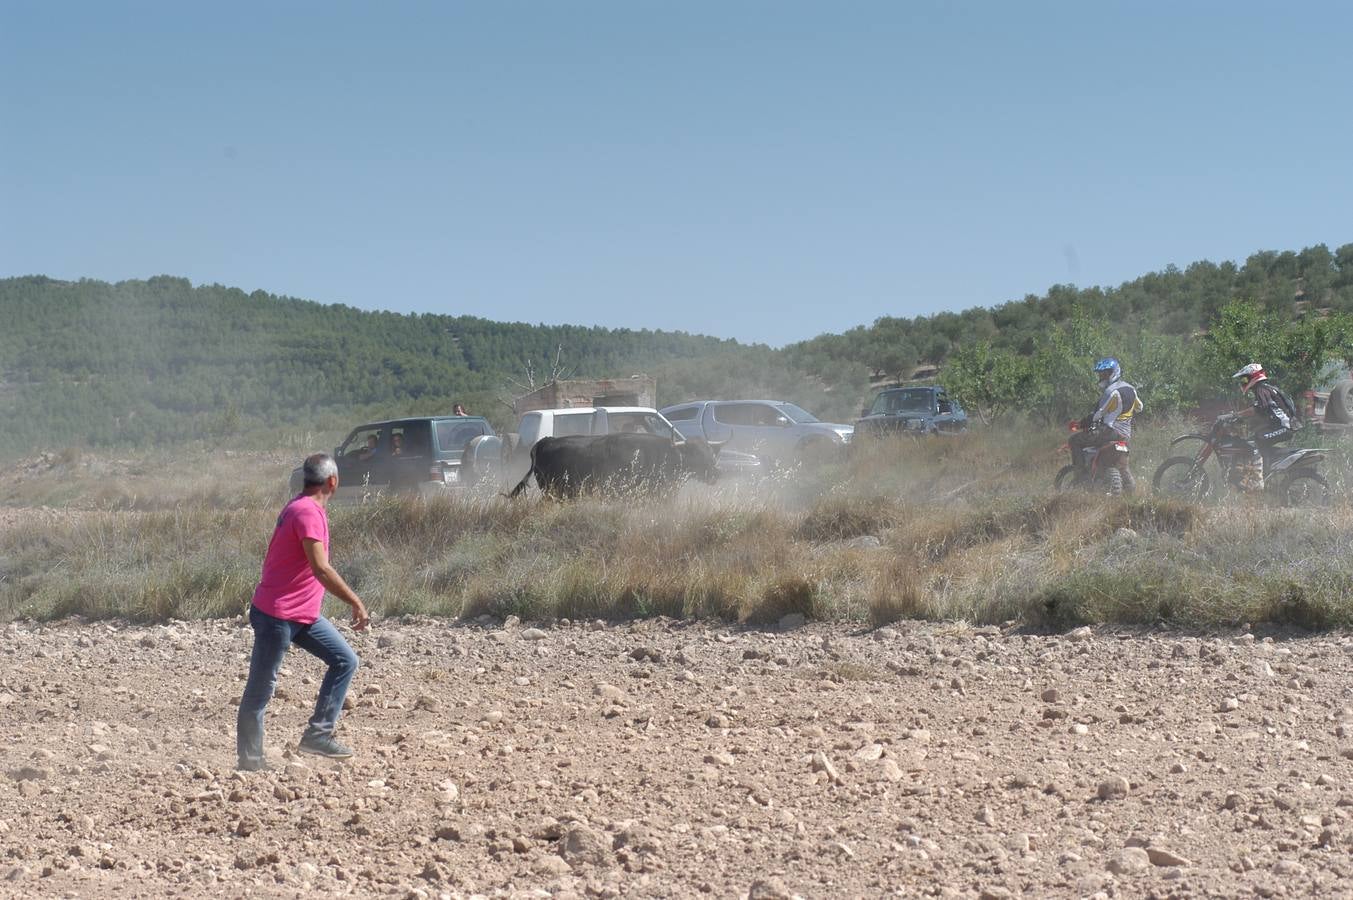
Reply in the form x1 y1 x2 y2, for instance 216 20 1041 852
707 438 728 450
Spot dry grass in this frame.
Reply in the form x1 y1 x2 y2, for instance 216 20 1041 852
0 448 289 511
4 424 1353 629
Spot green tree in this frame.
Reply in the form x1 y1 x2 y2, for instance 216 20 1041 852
1025 313 1109 425
1197 300 1353 400
943 342 1034 426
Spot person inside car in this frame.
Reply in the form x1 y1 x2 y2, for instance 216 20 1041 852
355 434 379 461
390 433 404 457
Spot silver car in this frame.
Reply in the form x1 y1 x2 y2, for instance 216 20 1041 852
660 400 853 467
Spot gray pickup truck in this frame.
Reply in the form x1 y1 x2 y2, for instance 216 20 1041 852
660 400 853 467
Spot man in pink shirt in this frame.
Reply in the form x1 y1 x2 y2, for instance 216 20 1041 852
237 453 370 771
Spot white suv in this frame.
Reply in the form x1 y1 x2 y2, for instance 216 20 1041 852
516 406 676 448
509 406 762 475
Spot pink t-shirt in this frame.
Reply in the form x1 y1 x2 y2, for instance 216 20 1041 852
251 494 329 624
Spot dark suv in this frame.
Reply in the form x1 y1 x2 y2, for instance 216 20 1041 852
288 415 502 499
855 386 968 436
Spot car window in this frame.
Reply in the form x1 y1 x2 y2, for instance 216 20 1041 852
872 389 933 415
389 422 431 456
435 419 488 451
664 405 698 421
645 414 675 438
609 412 674 437
554 413 593 436
339 427 383 458
750 404 788 426
713 403 758 426
777 403 819 424
518 413 541 447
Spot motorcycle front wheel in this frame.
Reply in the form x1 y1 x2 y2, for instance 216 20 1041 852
1053 464 1082 492
1153 456 1211 501
1280 470 1329 508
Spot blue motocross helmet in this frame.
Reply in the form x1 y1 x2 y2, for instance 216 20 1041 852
1093 357 1121 385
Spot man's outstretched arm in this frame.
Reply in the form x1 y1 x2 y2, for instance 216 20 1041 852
302 538 370 630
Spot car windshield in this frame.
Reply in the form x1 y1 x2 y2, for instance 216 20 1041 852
775 403 819 424
873 389 932 415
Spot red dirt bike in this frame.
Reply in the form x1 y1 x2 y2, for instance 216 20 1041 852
1152 413 1329 507
1054 420 1133 495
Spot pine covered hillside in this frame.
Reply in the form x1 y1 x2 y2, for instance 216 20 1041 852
2 242 1352 456
786 244 1353 387
0 276 778 454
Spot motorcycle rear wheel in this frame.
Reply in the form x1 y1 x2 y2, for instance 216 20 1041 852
1280 470 1329 508
1153 456 1211 501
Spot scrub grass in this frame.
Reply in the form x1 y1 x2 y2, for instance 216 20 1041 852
4 422 1353 630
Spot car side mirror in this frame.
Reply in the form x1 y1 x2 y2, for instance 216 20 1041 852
860 407 870 418
776 416 790 426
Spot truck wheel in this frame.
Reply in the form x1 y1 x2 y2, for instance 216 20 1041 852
464 435 503 487
1326 381 1353 425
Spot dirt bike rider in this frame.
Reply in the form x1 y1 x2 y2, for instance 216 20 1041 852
1068 357 1143 493
1229 363 1298 470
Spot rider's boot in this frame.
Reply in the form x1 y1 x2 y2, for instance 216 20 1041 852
1105 467 1123 497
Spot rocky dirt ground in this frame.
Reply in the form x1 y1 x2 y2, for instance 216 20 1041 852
3 616 1353 899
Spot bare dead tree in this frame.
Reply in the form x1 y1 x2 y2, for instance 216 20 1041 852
498 345 572 415
546 344 572 382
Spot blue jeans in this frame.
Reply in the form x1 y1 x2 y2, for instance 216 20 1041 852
236 606 359 766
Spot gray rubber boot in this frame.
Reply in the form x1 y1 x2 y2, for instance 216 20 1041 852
1120 467 1137 495
1105 467 1123 496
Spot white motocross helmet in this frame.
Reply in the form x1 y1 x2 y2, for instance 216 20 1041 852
1232 363 1267 392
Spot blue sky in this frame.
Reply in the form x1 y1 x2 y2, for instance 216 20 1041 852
2 2 1350 346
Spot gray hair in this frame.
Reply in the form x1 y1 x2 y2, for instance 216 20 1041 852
302 453 339 487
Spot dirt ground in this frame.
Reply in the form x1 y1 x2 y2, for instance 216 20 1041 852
3 617 1353 899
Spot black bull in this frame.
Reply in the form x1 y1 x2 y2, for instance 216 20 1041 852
509 433 724 499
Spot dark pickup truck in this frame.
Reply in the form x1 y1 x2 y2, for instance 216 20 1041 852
854 385 968 436
289 415 502 499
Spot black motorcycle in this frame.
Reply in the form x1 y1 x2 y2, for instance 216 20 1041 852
1152 413 1328 507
